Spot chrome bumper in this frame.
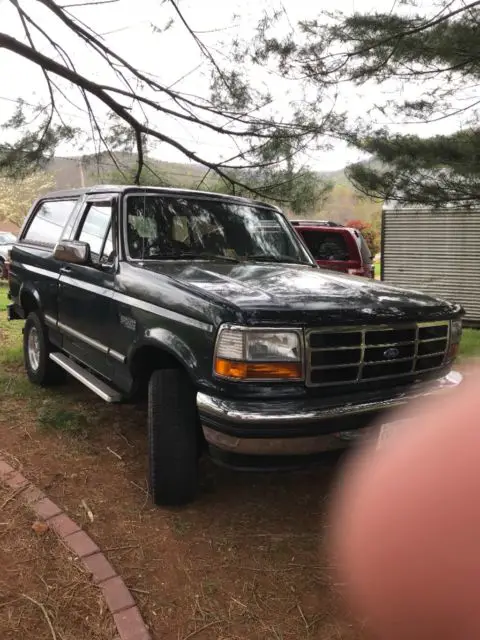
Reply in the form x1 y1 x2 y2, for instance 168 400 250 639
197 371 462 456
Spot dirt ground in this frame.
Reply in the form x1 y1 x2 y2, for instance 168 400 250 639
0 358 362 640
0 481 116 640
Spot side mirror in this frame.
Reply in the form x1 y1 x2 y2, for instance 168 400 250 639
53 240 91 265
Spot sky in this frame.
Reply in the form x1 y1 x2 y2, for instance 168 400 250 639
0 0 468 174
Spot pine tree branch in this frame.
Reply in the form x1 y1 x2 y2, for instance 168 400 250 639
308 0 480 69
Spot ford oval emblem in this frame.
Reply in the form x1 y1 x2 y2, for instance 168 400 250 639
383 347 400 360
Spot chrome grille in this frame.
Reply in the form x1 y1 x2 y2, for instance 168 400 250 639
306 321 450 387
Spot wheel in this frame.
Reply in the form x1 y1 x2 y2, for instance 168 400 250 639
148 368 199 506
23 312 66 386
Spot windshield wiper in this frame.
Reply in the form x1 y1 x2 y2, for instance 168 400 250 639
143 251 241 263
244 254 308 265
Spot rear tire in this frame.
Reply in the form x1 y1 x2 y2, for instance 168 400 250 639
148 368 199 506
23 312 66 386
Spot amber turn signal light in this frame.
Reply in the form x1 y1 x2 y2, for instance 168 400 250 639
214 358 302 380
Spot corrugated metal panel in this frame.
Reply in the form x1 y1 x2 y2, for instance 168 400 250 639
382 208 480 324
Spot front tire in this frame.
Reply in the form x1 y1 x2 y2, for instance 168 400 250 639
148 368 199 506
23 312 65 386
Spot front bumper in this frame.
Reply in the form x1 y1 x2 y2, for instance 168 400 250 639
197 371 462 457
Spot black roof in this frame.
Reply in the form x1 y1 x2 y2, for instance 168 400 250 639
43 185 278 210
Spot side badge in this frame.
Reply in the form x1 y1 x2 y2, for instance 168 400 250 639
120 314 136 331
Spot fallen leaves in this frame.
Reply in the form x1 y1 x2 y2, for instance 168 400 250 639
31 521 49 536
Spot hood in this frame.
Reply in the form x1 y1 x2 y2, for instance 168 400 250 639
139 261 461 325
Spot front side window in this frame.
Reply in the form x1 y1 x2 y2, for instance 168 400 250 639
23 199 77 246
77 203 113 262
299 229 350 261
125 195 311 265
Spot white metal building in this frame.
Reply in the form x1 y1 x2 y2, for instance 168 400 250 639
382 201 480 326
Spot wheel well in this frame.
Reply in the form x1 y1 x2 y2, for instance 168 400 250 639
130 345 187 397
20 290 39 316
129 345 204 446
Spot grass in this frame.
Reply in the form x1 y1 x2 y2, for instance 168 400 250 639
37 404 88 435
0 283 23 367
459 328 480 359
0 373 43 399
170 514 193 537
0 284 89 433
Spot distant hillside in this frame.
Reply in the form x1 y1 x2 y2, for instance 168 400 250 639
316 182 382 226
46 152 360 191
318 167 349 184
0 153 380 230
46 153 208 191
0 219 20 234
315 160 382 226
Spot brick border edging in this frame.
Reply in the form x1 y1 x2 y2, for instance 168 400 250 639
0 458 151 640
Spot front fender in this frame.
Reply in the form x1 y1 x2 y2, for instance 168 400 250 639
127 327 200 380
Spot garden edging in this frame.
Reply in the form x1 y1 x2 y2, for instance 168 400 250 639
0 455 152 640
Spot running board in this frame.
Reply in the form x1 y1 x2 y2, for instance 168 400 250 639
49 352 122 403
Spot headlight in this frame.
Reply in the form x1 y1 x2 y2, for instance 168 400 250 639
214 326 303 381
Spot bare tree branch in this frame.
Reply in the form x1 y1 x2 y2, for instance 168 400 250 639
166 0 233 93
61 0 119 7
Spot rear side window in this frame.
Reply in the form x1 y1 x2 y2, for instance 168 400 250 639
299 229 350 261
23 199 77 246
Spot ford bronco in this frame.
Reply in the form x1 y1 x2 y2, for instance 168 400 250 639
7 186 463 505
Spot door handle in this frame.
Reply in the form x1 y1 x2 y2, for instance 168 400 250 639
60 266 72 274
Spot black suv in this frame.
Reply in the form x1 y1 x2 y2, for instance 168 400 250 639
7 186 463 505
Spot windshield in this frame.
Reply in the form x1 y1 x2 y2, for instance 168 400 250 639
125 195 312 265
0 232 16 245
